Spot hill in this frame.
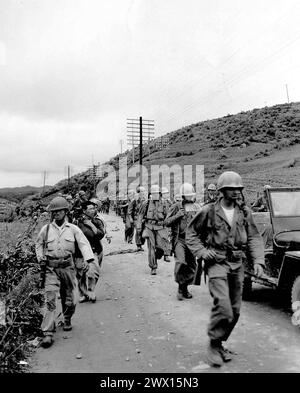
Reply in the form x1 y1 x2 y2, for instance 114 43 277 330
20 101 300 208
0 185 51 203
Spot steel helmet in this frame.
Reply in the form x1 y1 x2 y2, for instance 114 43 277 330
217 171 244 190
161 187 169 194
207 183 217 191
48 197 69 212
79 190 86 196
263 184 271 191
137 186 146 193
150 184 160 194
179 183 196 197
89 198 100 206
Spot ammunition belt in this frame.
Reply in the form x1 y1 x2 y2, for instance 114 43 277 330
147 219 164 225
46 255 72 268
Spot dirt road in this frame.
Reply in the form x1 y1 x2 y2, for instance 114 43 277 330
30 213 300 373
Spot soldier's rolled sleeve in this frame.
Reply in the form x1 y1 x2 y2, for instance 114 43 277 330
186 209 208 259
246 212 265 266
72 225 95 261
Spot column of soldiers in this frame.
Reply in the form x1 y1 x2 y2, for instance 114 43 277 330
35 171 265 369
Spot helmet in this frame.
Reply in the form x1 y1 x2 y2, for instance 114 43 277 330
179 183 196 197
137 186 146 193
263 184 271 191
48 197 69 212
150 184 160 194
207 183 217 191
89 198 99 206
161 187 169 194
79 190 86 196
217 171 244 190
65 195 73 201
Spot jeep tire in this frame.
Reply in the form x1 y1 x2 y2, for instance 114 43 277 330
291 275 300 309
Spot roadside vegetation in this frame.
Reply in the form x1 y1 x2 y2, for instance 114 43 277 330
0 217 46 373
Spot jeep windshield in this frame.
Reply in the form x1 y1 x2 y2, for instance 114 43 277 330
267 188 300 234
270 190 300 217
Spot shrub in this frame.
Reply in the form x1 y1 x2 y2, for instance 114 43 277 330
0 218 43 373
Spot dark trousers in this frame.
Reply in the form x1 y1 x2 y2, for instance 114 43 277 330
174 238 197 286
207 265 244 342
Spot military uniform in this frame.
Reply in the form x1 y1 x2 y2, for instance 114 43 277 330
128 198 144 248
138 199 170 272
76 214 106 299
35 220 94 337
186 198 264 342
165 201 201 288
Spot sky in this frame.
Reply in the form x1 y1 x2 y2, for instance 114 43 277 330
1 0 300 187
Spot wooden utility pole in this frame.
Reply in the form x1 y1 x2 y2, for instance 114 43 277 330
286 84 290 104
126 117 155 184
42 171 46 193
67 165 70 193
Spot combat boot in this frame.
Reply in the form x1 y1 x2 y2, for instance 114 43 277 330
183 287 193 299
219 344 236 362
205 340 223 367
151 268 157 275
79 295 89 303
88 290 96 303
63 319 73 331
177 289 184 301
41 335 53 348
136 245 144 252
164 256 171 262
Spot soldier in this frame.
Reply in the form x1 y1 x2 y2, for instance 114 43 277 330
123 190 135 243
128 186 147 251
138 184 170 275
35 196 95 348
186 171 265 367
251 185 271 212
165 183 201 300
75 199 106 303
204 183 217 205
72 190 88 220
161 186 172 209
159 186 172 262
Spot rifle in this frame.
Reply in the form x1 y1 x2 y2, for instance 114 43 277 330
39 223 50 289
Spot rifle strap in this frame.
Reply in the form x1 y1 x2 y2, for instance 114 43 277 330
43 223 50 254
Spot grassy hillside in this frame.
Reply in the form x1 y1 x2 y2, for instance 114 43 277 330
21 101 300 207
0 185 51 203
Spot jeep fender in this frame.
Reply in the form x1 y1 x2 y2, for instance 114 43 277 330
277 251 300 290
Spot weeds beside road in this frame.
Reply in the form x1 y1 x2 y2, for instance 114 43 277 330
0 217 45 373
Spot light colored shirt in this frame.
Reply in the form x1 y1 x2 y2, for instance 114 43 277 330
35 220 94 262
221 206 235 226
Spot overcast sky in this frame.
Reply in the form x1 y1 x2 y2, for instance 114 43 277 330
1 0 300 187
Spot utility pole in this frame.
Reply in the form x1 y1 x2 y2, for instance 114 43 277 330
67 165 70 193
42 171 46 193
126 117 155 185
120 139 124 154
286 84 290 104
